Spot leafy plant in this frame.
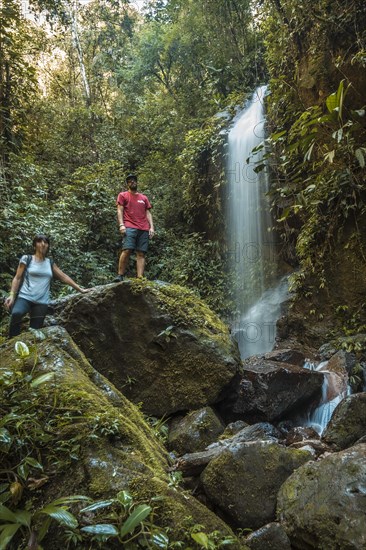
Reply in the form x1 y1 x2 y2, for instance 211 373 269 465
0 495 89 550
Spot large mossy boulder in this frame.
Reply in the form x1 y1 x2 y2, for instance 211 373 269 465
277 443 366 549
322 392 366 449
0 327 242 548
201 441 311 530
50 280 241 417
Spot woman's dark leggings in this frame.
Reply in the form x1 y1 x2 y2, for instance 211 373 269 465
9 298 48 337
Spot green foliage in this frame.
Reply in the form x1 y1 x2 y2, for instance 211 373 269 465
265 79 366 295
147 230 233 315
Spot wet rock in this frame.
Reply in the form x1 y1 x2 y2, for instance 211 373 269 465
220 420 249 438
218 357 324 423
322 392 366 449
245 522 292 550
326 349 356 375
288 439 331 457
201 441 311 529
285 426 320 446
50 281 241 417
264 348 306 366
167 407 225 455
277 444 366 549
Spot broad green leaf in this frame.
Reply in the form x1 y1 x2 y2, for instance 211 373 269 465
17 463 29 481
191 531 209 548
0 505 18 523
0 494 11 505
39 506 78 529
0 523 21 550
14 341 29 358
38 516 52 542
30 373 55 388
151 531 169 548
0 429 12 453
50 495 90 506
80 500 114 513
24 457 43 470
13 510 31 527
80 524 119 536
270 130 286 141
326 92 337 113
120 505 152 538
116 490 133 507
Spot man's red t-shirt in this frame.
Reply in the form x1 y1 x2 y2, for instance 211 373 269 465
116 191 152 231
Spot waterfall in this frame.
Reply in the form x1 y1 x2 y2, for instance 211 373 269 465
227 86 288 358
295 361 350 435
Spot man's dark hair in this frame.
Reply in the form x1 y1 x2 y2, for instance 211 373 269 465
126 174 138 183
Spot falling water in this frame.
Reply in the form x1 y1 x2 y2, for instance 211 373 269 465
295 361 350 434
227 86 288 358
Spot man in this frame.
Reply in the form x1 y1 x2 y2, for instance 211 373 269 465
114 174 154 281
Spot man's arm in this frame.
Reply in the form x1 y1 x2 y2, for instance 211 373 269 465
117 204 126 234
147 209 154 237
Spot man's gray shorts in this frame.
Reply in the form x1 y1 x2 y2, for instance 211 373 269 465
123 228 149 253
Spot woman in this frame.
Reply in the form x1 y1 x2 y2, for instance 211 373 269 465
4 234 89 337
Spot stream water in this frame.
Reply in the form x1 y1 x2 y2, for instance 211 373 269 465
294 361 350 434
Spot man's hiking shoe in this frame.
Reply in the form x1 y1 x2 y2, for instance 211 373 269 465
113 275 124 282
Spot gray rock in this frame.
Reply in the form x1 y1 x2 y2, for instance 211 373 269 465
201 441 311 529
167 407 225 455
322 392 366 449
219 357 324 423
245 522 292 550
277 443 366 549
264 348 306 366
221 420 249 438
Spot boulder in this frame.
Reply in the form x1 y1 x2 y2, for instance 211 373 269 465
277 444 366 549
201 441 311 529
221 420 249 438
264 348 306 366
322 392 366 449
167 407 225 455
50 280 241 417
218 357 324 423
0 328 240 547
326 349 355 375
285 426 320 446
245 522 292 550
174 422 283 477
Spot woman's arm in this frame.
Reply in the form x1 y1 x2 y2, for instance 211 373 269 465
4 263 27 310
52 264 89 293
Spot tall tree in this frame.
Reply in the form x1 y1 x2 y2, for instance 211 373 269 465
0 0 36 178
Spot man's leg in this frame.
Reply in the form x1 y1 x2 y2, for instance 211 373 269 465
29 303 49 330
9 298 31 337
136 251 146 278
118 249 132 275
